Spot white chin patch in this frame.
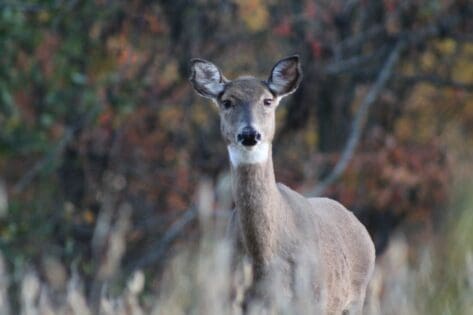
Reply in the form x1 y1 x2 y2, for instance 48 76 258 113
228 143 269 166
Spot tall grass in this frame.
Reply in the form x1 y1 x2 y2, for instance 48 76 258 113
1 184 472 315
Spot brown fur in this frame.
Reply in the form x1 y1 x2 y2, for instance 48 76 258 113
219 78 276 146
230 152 375 314
190 57 375 315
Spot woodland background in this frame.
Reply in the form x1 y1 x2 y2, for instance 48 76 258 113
0 0 472 314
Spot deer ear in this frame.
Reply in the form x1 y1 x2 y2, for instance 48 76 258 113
267 55 302 97
189 59 227 99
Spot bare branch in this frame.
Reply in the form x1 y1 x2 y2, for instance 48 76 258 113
126 207 197 272
311 40 405 196
334 25 384 52
395 74 473 91
404 15 460 45
327 10 466 76
324 47 387 75
13 107 100 194
13 128 74 194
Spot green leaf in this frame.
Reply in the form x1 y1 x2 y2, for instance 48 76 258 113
71 72 88 85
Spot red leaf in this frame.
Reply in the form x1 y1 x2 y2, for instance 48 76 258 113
305 2 317 18
274 17 292 37
384 0 397 12
311 40 322 58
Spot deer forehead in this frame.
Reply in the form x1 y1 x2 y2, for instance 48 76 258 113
221 78 273 102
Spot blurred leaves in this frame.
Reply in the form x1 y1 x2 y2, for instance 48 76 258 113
238 0 269 32
0 1 471 305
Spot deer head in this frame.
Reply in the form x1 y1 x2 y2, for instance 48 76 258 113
189 56 302 166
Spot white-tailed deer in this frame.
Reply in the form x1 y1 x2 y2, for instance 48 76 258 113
189 56 375 314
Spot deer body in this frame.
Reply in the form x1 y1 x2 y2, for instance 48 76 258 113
190 57 375 314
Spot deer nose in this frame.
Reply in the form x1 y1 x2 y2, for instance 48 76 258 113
237 127 261 147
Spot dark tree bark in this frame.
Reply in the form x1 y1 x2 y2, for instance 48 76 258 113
316 75 355 152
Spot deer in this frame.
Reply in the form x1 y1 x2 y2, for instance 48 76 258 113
189 55 375 315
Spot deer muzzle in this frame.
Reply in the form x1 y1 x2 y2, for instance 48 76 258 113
237 126 261 147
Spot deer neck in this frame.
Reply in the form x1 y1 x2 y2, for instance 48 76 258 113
228 144 282 265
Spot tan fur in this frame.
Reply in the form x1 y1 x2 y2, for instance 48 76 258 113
231 152 375 314
190 57 375 315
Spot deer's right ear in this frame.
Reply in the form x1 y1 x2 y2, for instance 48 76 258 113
189 59 227 99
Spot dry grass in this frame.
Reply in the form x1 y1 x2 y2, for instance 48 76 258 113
2 158 473 314
1 184 472 315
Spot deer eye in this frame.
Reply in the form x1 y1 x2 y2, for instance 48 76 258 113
221 100 233 109
263 98 273 106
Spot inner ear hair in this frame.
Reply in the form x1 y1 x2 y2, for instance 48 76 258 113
189 58 227 99
268 55 302 97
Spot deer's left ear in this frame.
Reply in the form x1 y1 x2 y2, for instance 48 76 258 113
189 59 227 100
267 55 302 97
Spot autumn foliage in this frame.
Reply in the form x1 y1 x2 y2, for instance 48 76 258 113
0 1 472 305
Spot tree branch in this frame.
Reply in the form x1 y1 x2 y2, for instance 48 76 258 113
395 74 473 91
310 40 405 196
324 47 387 75
13 107 100 194
326 10 465 76
13 128 74 194
125 207 197 272
333 25 384 54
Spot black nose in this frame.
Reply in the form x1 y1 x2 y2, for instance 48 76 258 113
237 127 261 147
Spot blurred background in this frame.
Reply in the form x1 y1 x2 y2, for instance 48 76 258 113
0 0 472 314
